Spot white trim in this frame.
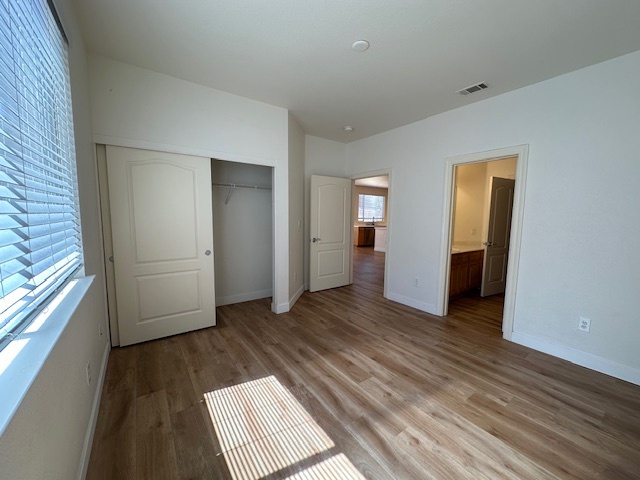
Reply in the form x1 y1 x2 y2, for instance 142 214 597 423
0 276 94 436
216 289 273 307
289 284 304 309
437 144 529 341
511 332 640 386
350 168 393 299
273 301 290 314
92 134 276 167
77 340 110 480
386 292 436 315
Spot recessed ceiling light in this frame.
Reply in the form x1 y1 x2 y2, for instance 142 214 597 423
351 40 369 52
343 126 354 132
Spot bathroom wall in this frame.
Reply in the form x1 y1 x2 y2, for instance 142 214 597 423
453 162 486 246
454 157 517 245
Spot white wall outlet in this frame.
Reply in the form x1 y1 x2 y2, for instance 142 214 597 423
471 228 477 235
578 316 591 333
414 277 420 287
86 362 92 386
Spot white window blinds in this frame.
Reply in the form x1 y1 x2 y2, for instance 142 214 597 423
0 0 82 347
357 194 385 222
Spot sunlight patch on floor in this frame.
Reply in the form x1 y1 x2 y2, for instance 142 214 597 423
204 376 364 479
285 453 365 479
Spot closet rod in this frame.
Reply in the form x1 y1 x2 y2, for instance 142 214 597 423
212 182 272 190
213 182 272 205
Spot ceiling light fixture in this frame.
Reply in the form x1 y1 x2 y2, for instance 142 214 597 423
343 126 354 133
351 40 369 52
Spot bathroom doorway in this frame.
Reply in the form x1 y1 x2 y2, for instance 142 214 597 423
439 145 529 340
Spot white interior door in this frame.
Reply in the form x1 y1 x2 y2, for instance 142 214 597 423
106 146 215 346
481 177 515 297
309 175 351 292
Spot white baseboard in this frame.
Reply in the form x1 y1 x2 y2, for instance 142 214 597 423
511 332 640 386
386 292 436 315
77 340 110 480
216 289 272 307
289 284 304 309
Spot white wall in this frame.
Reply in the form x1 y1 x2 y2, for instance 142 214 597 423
87 55 292 312
212 160 273 306
288 115 305 304
0 0 110 477
346 50 640 382
303 135 348 288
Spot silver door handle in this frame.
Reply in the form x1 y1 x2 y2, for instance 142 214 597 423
312 237 321 243
483 242 493 247
205 250 211 256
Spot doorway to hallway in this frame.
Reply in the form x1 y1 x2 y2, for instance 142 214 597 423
351 173 389 296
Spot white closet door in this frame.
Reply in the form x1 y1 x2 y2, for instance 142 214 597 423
106 146 215 346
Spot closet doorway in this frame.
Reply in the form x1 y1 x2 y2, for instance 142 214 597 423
211 159 273 307
97 147 274 346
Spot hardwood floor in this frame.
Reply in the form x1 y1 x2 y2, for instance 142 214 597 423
87 247 640 479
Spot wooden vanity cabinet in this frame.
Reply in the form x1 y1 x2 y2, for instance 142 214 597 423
449 250 484 298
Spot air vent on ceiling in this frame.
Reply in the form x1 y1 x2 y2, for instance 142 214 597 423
456 82 488 96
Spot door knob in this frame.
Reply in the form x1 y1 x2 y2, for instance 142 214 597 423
205 250 211 255
483 242 493 247
312 237 321 243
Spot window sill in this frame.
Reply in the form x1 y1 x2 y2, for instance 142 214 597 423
0 276 94 436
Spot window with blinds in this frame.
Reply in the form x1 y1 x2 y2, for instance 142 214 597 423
357 194 385 222
0 0 82 350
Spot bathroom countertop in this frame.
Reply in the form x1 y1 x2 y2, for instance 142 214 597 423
451 244 484 254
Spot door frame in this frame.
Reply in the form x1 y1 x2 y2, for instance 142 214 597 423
350 168 393 299
437 145 528 341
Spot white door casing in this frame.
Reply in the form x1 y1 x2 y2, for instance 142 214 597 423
309 175 351 292
481 177 515 297
106 146 215 346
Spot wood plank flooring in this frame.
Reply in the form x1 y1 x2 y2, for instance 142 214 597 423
87 247 640 479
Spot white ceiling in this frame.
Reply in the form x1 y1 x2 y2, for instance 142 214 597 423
72 0 640 143
355 176 389 189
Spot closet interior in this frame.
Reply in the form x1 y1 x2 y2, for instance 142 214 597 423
211 159 273 306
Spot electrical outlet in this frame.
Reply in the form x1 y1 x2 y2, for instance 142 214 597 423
471 228 477 235
414 277 420 287
99 323 104 339
86 362 92 386
578 317 591 333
